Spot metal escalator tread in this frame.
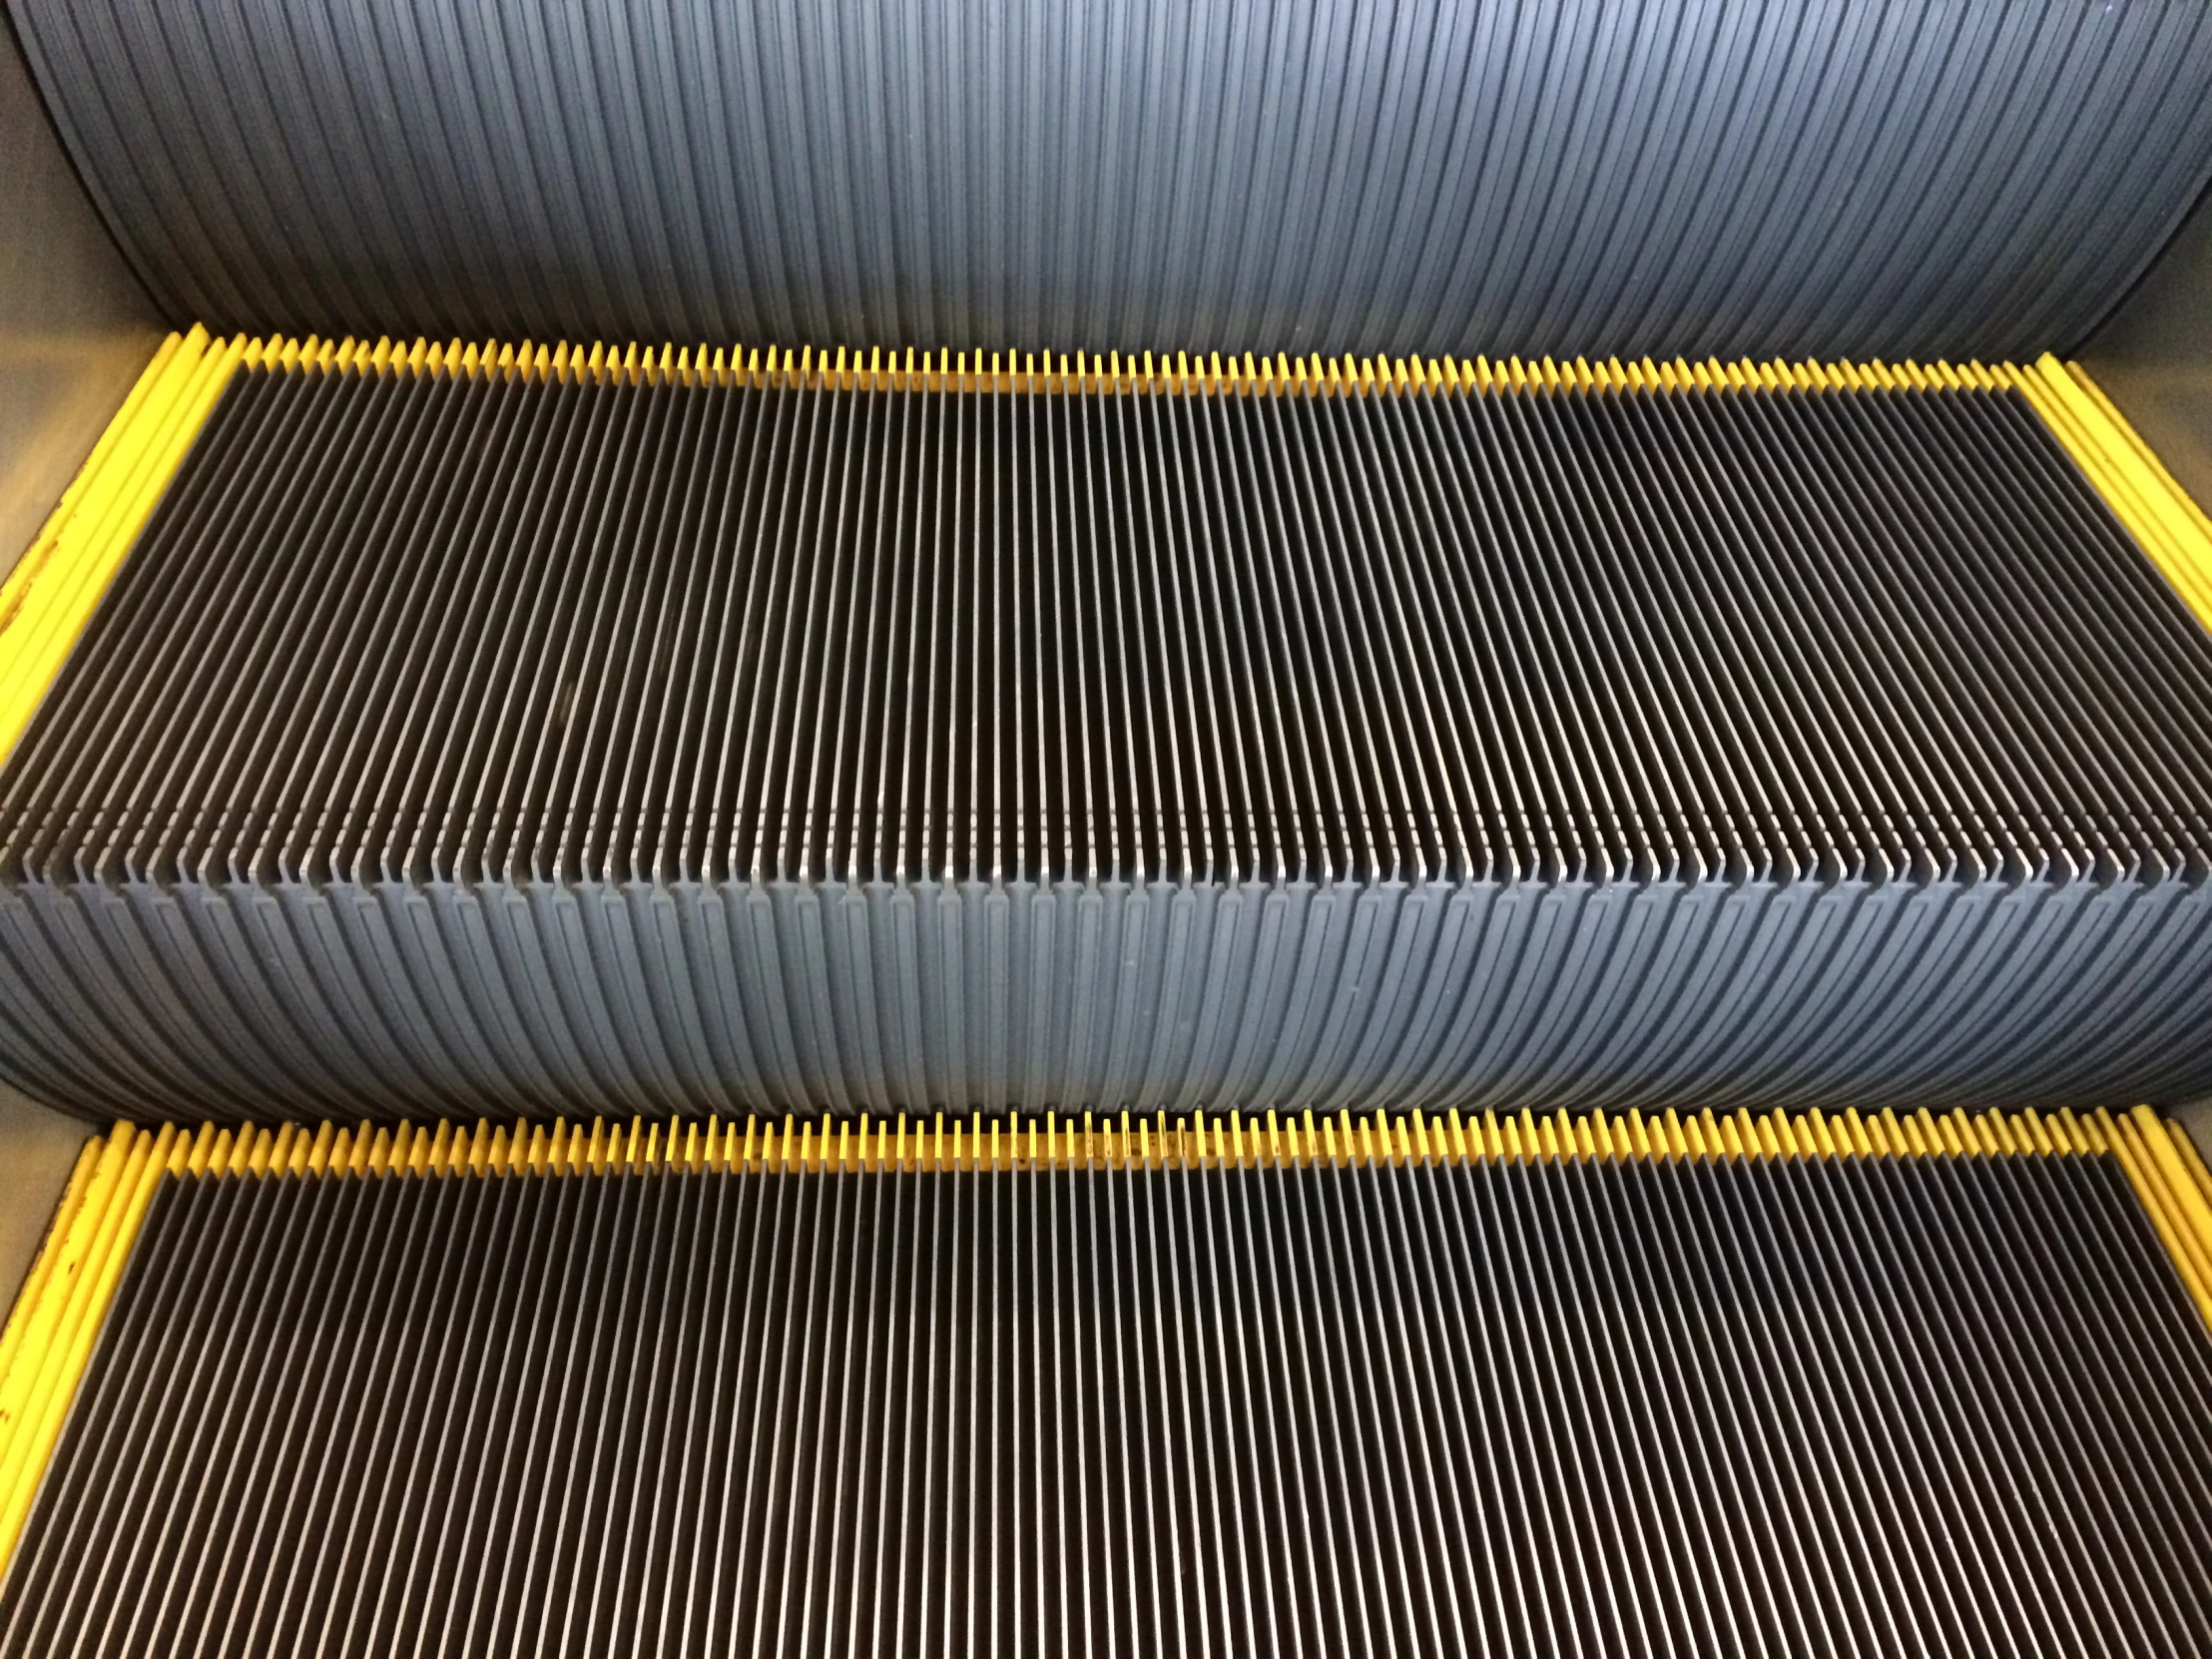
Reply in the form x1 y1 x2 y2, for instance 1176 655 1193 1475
3 349 2212 1121
1 1107 2208 1657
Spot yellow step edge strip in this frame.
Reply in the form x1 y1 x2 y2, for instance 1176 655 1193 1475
211 334 1993 401
41 1100 2167 1188
0 1137 99 1409
0 1119 176 1581
2168 1116 2212 1219
2003 355 2212 631
2103 1106 2212 1330
101 1104 2122 1186
140 1105 2212 1332
0 327 247 767
2064 362 2212 543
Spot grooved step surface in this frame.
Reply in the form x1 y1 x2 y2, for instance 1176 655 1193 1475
4 350 2212 1120
3 1125 2207 1658
13 358 2212 890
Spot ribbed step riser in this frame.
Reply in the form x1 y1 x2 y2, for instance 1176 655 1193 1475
18 0 2212 358
4 876 2211 1121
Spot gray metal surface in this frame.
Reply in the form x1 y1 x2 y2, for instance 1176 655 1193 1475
12 0 2212 360
0 20 161 578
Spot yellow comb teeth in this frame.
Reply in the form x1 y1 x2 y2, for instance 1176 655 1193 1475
36 1103 2106 1177
32 1104 2176 1324
230 337 2109 412
65 1101 2191 1299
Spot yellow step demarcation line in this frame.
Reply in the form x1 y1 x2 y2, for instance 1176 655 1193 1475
116 332 2101 412
4 328 2206 774
55 1103 2142 1189
148 333 1938 397
0 1119 175 1581
0 1101 2205 1584
2108 1105 2212 1328
0 327 247 767
0 1137 98 1396
2001 355 2212 633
